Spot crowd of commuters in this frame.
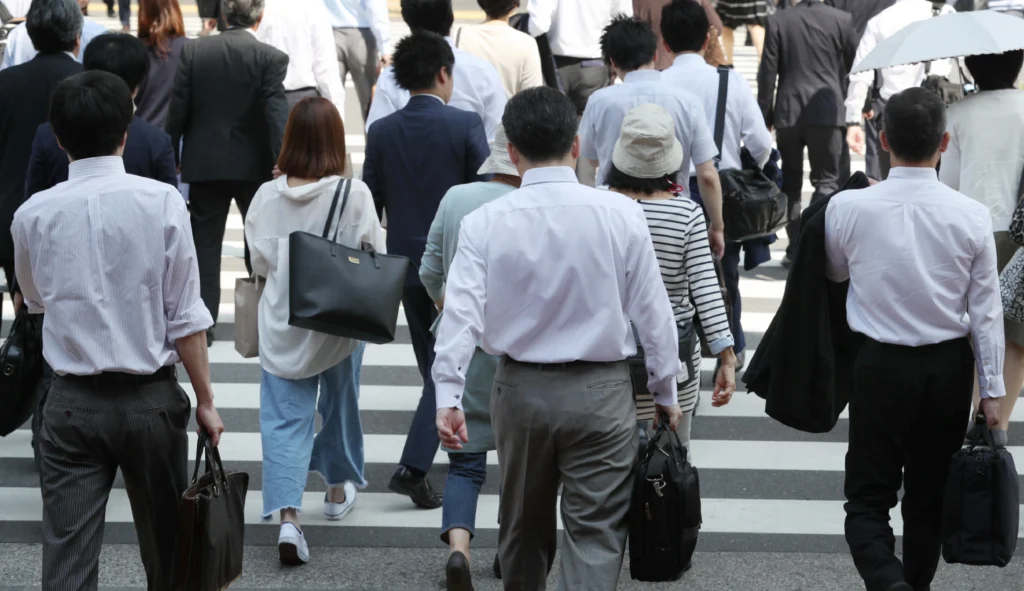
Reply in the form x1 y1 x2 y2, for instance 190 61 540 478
0 0 1023 590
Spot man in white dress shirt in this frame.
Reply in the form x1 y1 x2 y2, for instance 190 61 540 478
433 87 682 591
527 0 633 114
321 0 389 121
12 71 225 591
366 0 506 141
258 0 346 113
826 88 1003 591
579 15 724 254
845 0 954 180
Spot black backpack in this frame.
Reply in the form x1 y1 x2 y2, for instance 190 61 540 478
941 416 1019 567
629 421 701 581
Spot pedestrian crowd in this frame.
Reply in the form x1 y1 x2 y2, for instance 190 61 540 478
0 0 1023 590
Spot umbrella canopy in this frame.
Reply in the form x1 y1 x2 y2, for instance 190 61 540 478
851 10 1024 74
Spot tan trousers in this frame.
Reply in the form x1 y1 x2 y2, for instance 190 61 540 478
492 358 636 590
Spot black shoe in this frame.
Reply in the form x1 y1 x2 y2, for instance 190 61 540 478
736 351 745 371
781 254 794 269
206 328 214 347
387 466 442 509
446 551 474 591
885 583 913 591
493 553 501 579
107 6 115 17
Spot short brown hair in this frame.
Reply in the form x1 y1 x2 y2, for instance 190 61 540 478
276 98 348 180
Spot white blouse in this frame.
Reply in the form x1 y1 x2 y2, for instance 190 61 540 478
245 175 386 380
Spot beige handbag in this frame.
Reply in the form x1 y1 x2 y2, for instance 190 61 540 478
233 276 264 358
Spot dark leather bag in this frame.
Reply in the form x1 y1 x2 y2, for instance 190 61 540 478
713 67 787 243
0 308 44 437
173 433 249 591
288 179 411 344
941 416 1019 567
629 419 701 581
628 322 697 396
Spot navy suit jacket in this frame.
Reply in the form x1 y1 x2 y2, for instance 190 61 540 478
25 117 179 199
362 95 491 286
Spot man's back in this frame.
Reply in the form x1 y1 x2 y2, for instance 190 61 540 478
663 55 772 172
579 70 716 190
362 95 489 280
825 0 896 38
167 29 289 184
528 0 634 58
758 1 857 128
0 53 81 259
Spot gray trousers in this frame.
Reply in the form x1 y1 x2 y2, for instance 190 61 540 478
492 358 636 591
333 27 379 121
39 373 190 591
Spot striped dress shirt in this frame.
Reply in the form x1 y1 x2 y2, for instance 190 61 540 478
12 157 213 375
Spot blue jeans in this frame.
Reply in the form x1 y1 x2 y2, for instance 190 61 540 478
440 452 488 542
260 343 366 518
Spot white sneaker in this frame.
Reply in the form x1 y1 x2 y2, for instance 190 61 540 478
278 522 310 566
324 481 358 521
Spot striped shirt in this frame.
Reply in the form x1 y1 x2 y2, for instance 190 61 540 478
12 157 213 375
639 196 733 351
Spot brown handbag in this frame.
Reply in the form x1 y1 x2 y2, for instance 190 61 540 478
173 433 250 591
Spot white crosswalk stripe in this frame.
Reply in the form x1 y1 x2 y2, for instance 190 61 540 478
7 19 1021 580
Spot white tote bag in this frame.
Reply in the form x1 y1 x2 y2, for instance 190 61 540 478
233 276 264 358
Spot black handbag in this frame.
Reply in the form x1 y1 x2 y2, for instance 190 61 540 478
627 321 697 396
713 66 787 243
172 432 249 591
920 3 966 107
289 179 410 344
941 415 1019 567
0 308 45 437
629 418 701 581
1005 158 1024 247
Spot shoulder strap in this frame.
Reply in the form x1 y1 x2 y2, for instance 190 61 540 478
455 26 463 48
713 66 730 167
321 179 352 241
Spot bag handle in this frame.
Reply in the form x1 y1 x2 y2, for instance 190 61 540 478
190 431 231 495
713 66 729 170
321 179 353 242
967 413 999 450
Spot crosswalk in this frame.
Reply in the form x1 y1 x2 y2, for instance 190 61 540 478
7 12 1023 591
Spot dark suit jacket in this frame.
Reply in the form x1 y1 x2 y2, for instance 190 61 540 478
167 29 289 184
25 118 178 199
633 0 723 71
361 95 490 286
0 52 81 259
743 172 869 434
757 0 858 129
824 0 896 39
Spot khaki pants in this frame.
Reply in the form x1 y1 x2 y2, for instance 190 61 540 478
492 358 636 590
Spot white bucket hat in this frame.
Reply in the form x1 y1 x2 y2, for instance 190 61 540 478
611 104 684 179
478 123 519 177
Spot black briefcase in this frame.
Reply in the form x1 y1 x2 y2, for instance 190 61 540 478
0 308 44 437
941 416 1019 567
629 419 701 581
289 179 410 344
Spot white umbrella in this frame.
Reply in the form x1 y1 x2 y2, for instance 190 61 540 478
851 10 1024 74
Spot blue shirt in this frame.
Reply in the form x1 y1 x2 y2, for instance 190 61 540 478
0 18 108 70
318 0 390 54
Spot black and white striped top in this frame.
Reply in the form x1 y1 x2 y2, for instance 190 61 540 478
638 196 733 347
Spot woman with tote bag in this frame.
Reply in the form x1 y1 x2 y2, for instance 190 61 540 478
243 97 386 566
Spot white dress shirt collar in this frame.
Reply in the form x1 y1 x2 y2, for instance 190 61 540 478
886 166 939 182
410 93 446 105
671 53 705 68
622 69 661 84
68 156 126 180
521 166 579 187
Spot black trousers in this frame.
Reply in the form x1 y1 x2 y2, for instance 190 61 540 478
844 336 974 591
865 98 891 182
1 257 14 307
189 180 259 325
40 373 189 591
776 124 844 257
399 284 440 474
104 0 131 25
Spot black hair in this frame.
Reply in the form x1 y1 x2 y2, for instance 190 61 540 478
476 0 518 20
50 71 134 161
391 31 455 92
401 0 454 36
83 33 151 92
222 0 264 28
26 0 83 54
660 0 709 55
965 50 1024 92
502 87 578 162
883 87 946 163
601 15 657 71
604 165 679 195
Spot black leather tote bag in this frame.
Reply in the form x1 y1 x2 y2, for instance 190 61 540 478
0 307 44 436
289 179 410 344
